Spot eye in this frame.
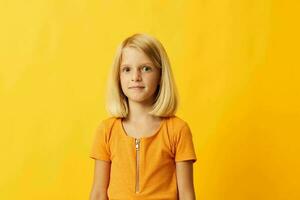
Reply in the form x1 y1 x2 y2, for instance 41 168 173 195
122 67 130 72
142 65 152 72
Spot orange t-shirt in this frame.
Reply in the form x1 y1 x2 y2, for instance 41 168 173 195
89 115 197 200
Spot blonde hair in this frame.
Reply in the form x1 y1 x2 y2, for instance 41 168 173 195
105 33 179 118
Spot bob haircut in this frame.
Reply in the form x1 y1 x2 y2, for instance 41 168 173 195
105 33 179 118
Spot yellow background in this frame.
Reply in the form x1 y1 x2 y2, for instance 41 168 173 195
1 0 299 199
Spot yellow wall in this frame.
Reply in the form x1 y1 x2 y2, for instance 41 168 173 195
1 0 299 199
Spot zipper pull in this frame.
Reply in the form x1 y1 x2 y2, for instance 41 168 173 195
135 138 140 150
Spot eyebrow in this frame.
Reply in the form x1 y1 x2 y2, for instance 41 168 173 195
120 62 153 67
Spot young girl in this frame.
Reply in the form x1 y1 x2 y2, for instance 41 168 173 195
89 33 197 200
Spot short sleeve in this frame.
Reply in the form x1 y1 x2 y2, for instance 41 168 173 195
174 123 197 163
89 121 111 162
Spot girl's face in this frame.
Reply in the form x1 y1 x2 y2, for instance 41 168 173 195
120 47 161 105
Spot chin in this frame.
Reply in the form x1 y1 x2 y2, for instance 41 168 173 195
127 95 153 103
128 97 147 103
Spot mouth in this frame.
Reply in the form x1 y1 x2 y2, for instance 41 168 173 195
129 86 145 89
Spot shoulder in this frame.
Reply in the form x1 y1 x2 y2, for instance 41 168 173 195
165 116 194 152
165 115 192 141
94 116 120 142
166 115 190 131
95 116 119 134
101 116 119 126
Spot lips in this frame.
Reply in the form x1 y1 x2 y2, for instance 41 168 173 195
129 86 144 88
129 86 145 89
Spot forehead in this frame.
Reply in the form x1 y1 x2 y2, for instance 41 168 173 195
120 47 153 65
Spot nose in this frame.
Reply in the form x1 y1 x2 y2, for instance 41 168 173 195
131 69 142 81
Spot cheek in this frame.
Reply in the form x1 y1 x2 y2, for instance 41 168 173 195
120 74 131 90
153 71 161 83
147 74 160 87
120 73 127 82
154 69 161 83
119 75 126 88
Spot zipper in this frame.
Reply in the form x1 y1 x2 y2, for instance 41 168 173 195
135 138 141 193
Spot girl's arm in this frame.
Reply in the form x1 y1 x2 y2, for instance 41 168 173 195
176 160 196 200
89 160 111 200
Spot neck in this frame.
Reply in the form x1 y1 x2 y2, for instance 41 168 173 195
126 99 158 123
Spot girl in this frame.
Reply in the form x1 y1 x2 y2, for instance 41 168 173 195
89 33 197 200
